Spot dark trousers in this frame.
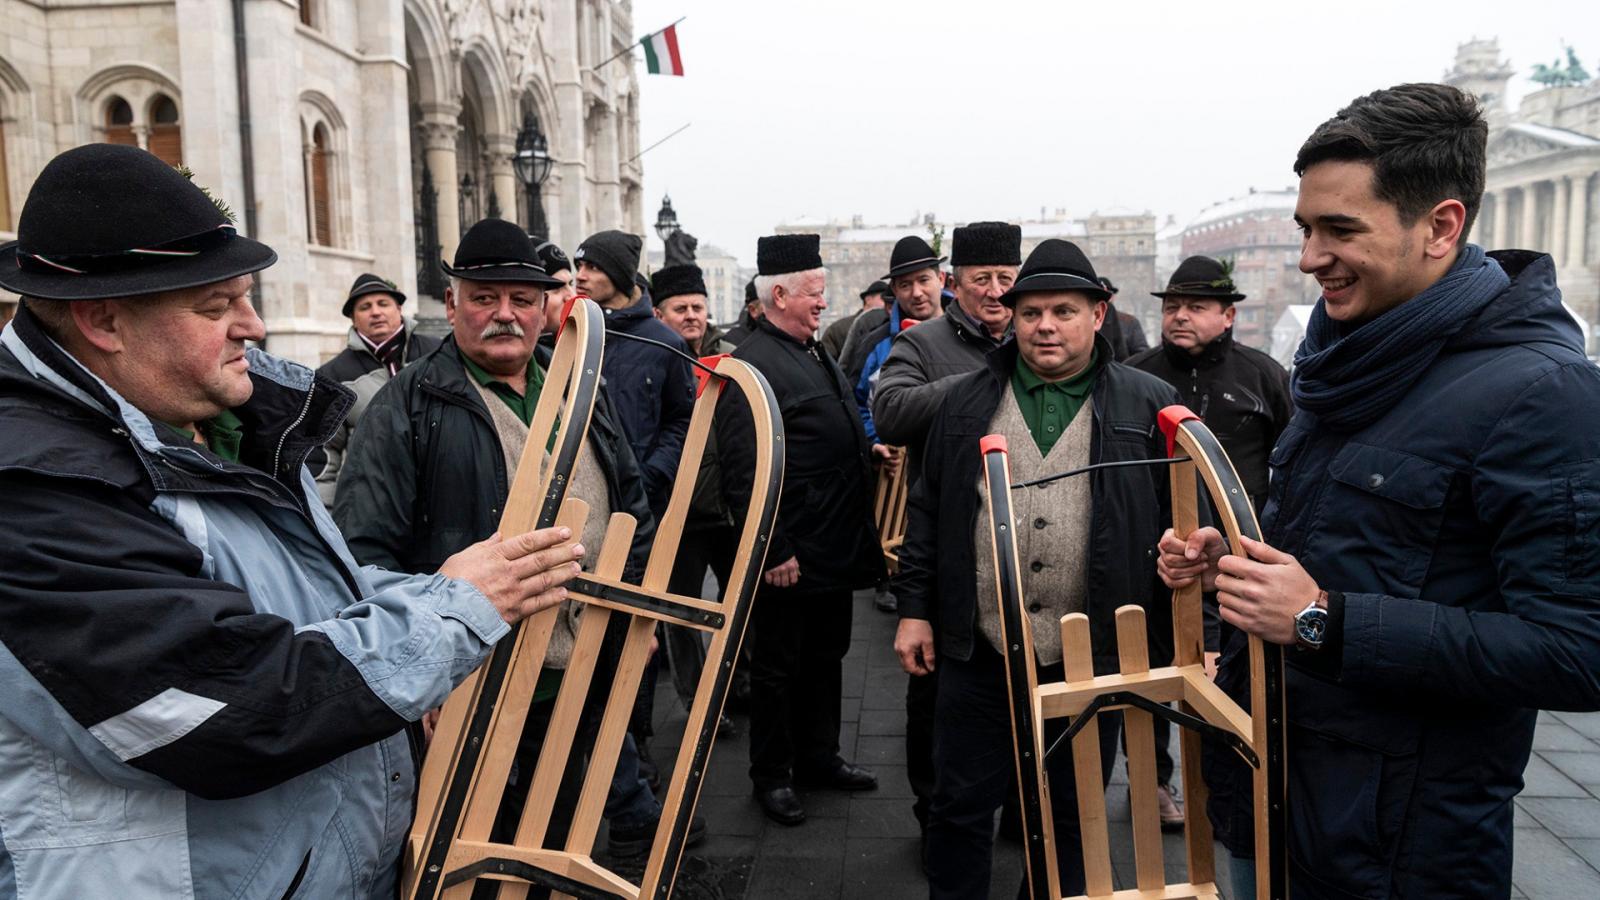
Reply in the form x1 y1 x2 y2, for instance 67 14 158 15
747 585 853 790
663 526 739 707
926 641 1122 899
906 671 938 828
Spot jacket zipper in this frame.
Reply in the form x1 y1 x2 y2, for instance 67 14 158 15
273 381 316 478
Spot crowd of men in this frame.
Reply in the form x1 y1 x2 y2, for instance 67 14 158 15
1 79 1599 900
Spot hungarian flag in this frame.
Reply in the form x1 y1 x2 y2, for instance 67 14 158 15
642 24 684 76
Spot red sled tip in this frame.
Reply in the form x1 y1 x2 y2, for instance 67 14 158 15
1157 405 1200 458
979 434 1008 456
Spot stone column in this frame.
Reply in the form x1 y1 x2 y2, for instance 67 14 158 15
1520 184 1540 251
1553 178 1572 267
420 103 462 263
1492 189 1511 251
1569 174 1590 269
485 133 518 225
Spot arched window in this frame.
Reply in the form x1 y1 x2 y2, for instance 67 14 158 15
147 94 182 166
309 123 332 246
105 96 137 146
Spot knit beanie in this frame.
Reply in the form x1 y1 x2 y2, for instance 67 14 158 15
574 230 642 295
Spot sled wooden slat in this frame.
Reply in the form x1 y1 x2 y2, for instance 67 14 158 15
981 406 1286 900
874 446 909 571
405 304 785 900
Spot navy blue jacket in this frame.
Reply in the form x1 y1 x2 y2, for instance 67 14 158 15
600 294 696 512
1213 251 1600 898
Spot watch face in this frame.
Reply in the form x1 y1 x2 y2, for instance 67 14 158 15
1296 607 1328 647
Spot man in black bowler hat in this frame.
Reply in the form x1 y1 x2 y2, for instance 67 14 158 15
821 278 889 360
336 217 696 860
896 238 1178 896
873 220 1018 835
715 233 886 826
0 145 581 898
320 272 440 384
724 276 764 345
839 235 947 438
1095 275 1150 362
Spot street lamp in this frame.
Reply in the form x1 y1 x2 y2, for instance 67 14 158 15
514 111 553 236
654 194 680 244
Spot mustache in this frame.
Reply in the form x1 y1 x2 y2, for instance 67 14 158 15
480 321 526 340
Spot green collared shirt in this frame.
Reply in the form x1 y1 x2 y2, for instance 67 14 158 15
1011 349 1100 456
167 409 245 462
462 354 546 425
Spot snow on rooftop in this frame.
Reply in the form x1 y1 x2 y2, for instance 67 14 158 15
1504 122 1600 149
1185 189 1300 230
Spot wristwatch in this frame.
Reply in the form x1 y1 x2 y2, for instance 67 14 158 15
1294 590 1330 650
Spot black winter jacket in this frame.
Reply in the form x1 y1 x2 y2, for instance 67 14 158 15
1210 251 1600 899
318 325 440 384
1126 330 1290 509
894 336 1180 671
333 336 654 578
715 319 885 593
600 295 695 512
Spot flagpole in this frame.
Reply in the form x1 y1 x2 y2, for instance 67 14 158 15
628 122 691 163
594 16 686 70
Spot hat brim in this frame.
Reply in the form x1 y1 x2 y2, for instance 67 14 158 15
883 255 947 280
440 259 564 287
999 271 1112 307
343 282 407 317
0 236 277 301
1150 289 1245 302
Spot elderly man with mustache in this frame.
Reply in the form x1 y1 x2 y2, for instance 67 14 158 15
334 218 702 859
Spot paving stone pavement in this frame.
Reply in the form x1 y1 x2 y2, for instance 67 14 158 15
623 589 1600 899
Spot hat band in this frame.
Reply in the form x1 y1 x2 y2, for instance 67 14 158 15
1016 269 1102 290
17 224 236 276
452 259 551 274
1166 280 1238 293
890 255 941 273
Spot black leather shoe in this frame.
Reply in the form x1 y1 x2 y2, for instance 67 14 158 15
795 761 878 792
608 813 706 858
754 786 807 826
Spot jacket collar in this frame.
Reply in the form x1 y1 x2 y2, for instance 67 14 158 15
754 315 819 349
946 301 1006 347
1160 328 1233 369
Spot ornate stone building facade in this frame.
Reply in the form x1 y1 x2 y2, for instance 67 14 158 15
0 0 644 364
773 211 1158 334
1446 40 1599 345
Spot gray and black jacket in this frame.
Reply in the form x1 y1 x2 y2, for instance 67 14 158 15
0 307 505 899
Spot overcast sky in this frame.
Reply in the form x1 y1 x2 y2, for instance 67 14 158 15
628 0 1600 265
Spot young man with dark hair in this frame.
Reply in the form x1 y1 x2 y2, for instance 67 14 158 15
1160 83 1600 899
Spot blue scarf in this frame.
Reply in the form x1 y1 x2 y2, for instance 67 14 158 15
1292 244 1508 432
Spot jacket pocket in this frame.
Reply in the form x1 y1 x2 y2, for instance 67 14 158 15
1287 722 1419 899
1323 443 1456 593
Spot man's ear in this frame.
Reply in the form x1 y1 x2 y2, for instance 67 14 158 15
1223 304 1237 327
70 299 125 354
444 286 457 327
1424 199 1468 261
1093 299 1108 330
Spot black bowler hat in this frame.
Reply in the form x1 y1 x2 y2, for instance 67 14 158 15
442 218 563 286
1151 256 1245 302
883 235 945 280
342 272 405 317
859 279 890 300
744 277 758 306
1098 276 1120 295
757 234 822 276
0 144 276 301
998 239 1112 307
950 222 1022 268
533 238 570 275
651 265 707 306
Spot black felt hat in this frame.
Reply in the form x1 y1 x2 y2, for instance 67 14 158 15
998 239 1112 307
883 235 945 280
757 234 823 276
442 218 563 286
575 230 643 294
859 279 890 300
1151 256 1245 302
950 222 1022 268
651 265 707 305
744 277 758 305
1098 276 1120 295
533 238 570 275
0 144 276 301
342 272 405 317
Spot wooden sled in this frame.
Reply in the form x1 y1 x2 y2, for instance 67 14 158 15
872 446 910 573
404 299 785 900
979 405 1286 900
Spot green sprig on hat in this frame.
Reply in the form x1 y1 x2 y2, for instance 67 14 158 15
174 165 236 225
1209 256 1235 289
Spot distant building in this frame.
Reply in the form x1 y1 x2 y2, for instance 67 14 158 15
1180 188 1318 350
773 210 1158 332
1446 38 1600 347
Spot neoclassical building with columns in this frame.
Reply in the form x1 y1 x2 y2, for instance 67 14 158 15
0 0 644 364
1446 39 1600 345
